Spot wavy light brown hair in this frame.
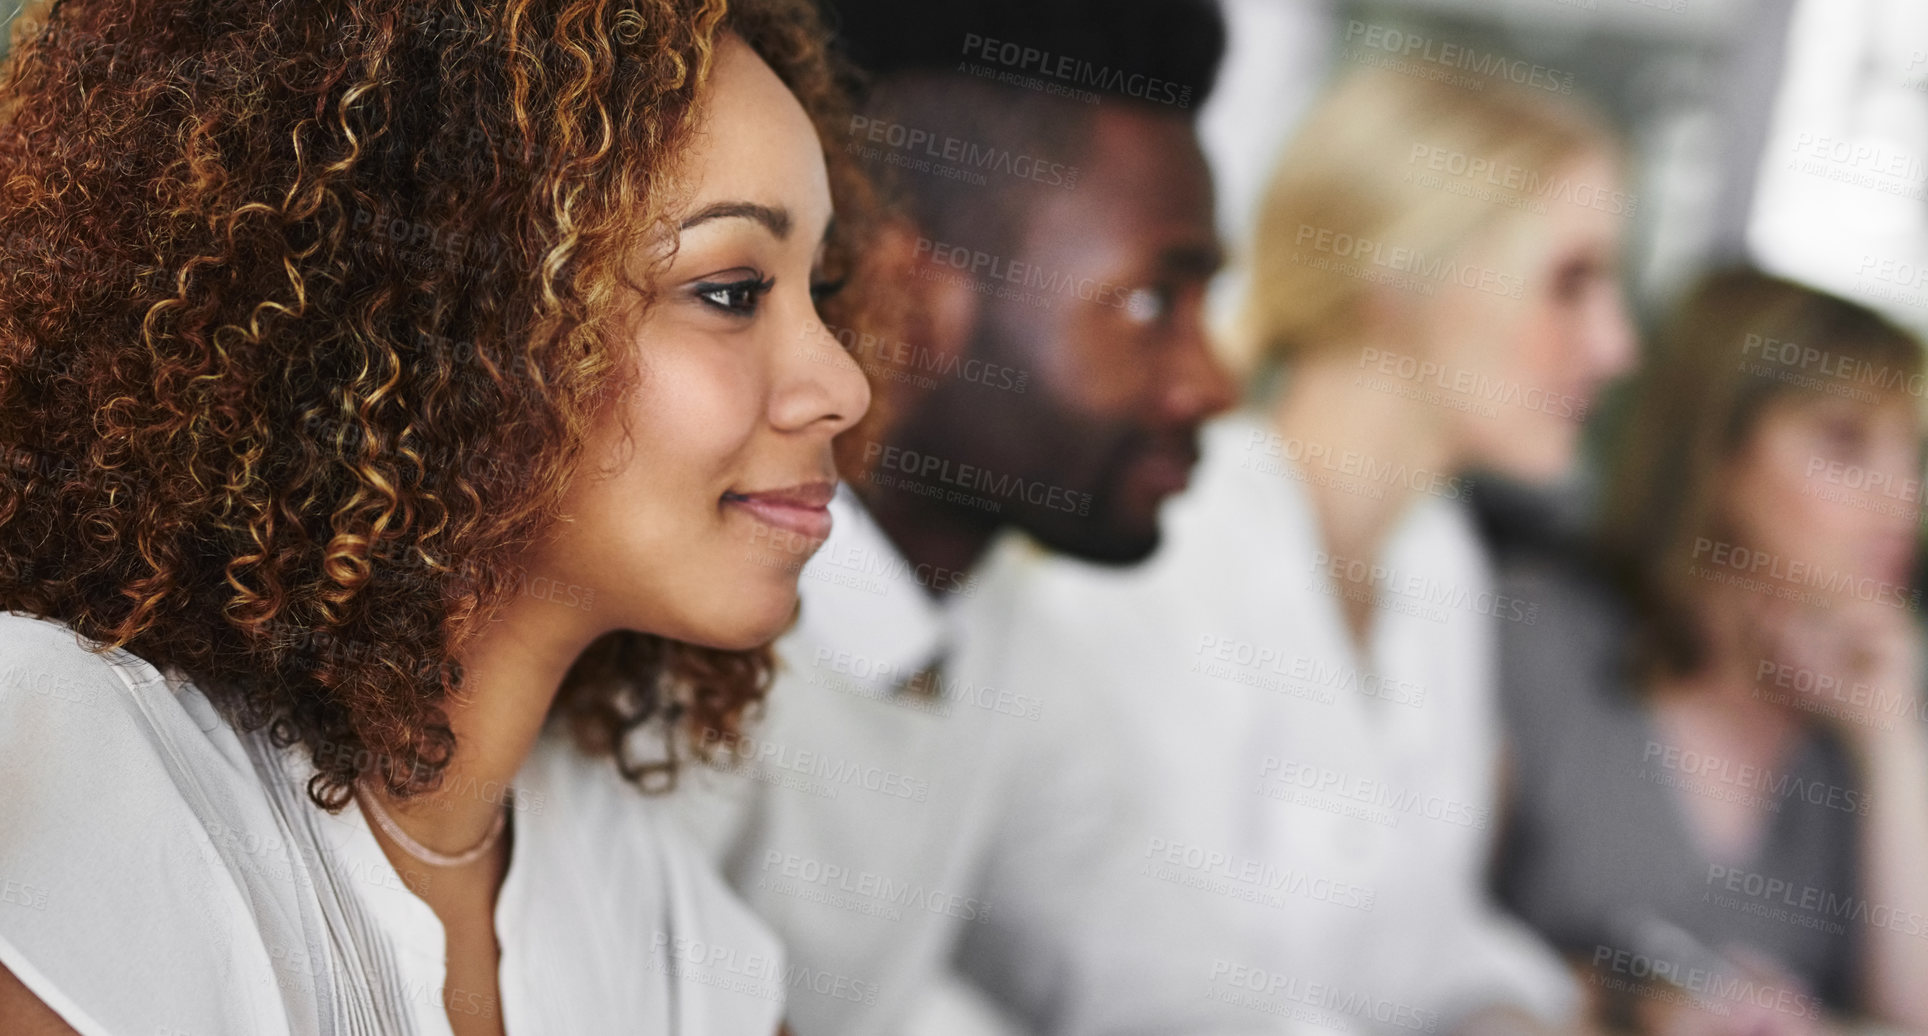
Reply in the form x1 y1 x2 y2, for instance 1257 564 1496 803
0 0 880 809
1599 269 1925 679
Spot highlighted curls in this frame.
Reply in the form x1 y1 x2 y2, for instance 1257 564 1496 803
0 0 878 810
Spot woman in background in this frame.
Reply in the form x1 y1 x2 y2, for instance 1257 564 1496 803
995 66 1637 1032
0 1 872 1033
1498 271 1928 1033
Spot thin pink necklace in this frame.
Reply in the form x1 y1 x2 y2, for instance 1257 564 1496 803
356 782 509 868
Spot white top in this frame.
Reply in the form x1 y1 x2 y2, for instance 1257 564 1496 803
670 489 1275 1036
993 410 1580 1033
0 611 785 1036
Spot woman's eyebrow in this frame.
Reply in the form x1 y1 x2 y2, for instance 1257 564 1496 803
679 201 792 238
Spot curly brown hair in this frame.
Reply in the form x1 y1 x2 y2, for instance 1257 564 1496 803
0 0 880 810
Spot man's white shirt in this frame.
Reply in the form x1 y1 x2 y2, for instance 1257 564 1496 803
671 487 1280 1036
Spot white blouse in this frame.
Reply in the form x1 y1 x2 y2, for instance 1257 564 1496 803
0 611 785 1036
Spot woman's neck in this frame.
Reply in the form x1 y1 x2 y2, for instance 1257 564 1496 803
1647 583 1806 752
1650 675 1803 774
1644 594 1808 865
365 582 604 855
1269 348 1459 644
1658 582 1804 702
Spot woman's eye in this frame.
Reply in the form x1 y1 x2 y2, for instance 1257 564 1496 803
1821 417 1867 458
695 276 774 315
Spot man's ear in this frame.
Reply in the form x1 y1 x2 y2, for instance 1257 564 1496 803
869 216 981 370
831 216 984 480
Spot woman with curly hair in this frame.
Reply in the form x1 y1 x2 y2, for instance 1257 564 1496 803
0 0 874 1032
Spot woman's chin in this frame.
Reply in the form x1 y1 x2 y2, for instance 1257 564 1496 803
1480 420 1581 486
677 587 803 652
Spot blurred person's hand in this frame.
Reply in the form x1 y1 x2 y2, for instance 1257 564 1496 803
1741 592 1924 749
1745 594 1928 1035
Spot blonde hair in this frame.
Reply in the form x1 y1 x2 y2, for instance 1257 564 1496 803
1240 66 1617 367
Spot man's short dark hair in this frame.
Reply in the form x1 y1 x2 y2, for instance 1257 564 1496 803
823 0 1227 111
823 0 1226 270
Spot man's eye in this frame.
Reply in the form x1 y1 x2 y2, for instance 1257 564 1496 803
1123 286 1173 325
696 276 775 315
810 276 848 305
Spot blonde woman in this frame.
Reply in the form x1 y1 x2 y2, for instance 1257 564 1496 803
991 66 1637 1033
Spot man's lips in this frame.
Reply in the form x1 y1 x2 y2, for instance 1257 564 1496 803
724 480 837 540
1132 444 1199 499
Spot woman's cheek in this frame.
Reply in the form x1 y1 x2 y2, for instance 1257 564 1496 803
1746 451 1852 570
632 331 765 497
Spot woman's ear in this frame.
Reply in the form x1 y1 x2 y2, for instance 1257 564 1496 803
1356 276 1426 353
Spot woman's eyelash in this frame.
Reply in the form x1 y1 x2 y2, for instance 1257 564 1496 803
691 272 841 315
695 275 776 315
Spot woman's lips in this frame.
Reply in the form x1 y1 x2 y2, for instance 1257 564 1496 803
724 481 836 541
1563 382 1603 423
